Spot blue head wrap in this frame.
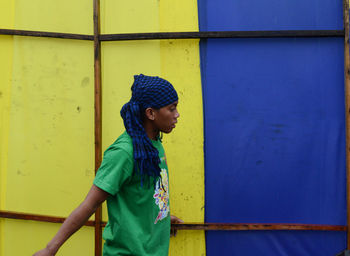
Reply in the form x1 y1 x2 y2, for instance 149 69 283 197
120 74 178 185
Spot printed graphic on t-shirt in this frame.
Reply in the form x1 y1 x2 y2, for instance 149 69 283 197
153 168 169 224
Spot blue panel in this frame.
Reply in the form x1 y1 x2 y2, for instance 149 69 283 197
203 37 345 223
201 37 346 254
198 0 342 31
206 231 346 256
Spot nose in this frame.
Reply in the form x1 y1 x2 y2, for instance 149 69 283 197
175 110 180 119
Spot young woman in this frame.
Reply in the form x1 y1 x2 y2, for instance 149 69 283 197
33 74 183 256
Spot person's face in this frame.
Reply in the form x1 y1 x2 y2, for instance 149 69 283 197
153 101 179 133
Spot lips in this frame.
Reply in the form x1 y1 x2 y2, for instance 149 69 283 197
171 123 176 128
171 120 177 128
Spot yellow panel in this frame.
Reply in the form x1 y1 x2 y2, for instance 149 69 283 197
0 35 13 208
100 40 161 220
5 37 94 216
1 1 94 255
0 34 14 256
0 0 14 28
0 2 14 254
160 39 206 256
2 219 94 256
2 36 95 256
101 0 160 34
13 0 92 34
159 0 199 32
160 1 206 255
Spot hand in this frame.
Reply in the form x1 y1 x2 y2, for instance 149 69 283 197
33 247 55 256
170 215 184 237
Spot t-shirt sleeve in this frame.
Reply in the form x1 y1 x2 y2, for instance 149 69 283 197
93 147 133 196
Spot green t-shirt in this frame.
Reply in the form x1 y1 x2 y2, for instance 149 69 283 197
93 131 171 256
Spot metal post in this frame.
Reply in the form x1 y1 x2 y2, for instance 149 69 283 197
93 0 102 255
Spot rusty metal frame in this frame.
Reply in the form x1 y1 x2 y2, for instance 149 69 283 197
0 0 349 255
0 28 345 40
93 0 103 254
0 210 347 231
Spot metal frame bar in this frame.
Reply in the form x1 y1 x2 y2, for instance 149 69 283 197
0 210 96 226
0 28 344 41
93 0 103 255
0 0 349 255
0 28 93 40
99 30 345 41
0 210 346 231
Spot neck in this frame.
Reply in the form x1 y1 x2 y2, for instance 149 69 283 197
143 120 159 140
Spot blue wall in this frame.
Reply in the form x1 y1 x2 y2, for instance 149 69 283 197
199 1 346 255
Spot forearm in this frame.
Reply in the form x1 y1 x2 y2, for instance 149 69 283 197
33 185 109 256
45 201 97 254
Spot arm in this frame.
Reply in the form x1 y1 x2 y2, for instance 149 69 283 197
33 185 109 256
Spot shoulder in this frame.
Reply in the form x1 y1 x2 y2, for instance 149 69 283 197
104 131 134 159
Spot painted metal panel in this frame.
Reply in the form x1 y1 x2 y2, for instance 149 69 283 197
198 0 342 31
6 0 92 34
1 36 95 255
203 37 345 222
207 231 346 255
199 0 347 252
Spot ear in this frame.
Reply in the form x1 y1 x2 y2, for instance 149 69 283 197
145 107 156 121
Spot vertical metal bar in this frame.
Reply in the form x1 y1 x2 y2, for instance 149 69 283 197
93 0 102 255
344 0 350 249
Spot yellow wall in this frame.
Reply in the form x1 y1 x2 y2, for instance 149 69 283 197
0 1 15 255
1 0 205 255
0 1 95 255
2 36 95 255
159 1 205 255
12 0 92 34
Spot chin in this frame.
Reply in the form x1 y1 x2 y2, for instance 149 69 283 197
161 128 173 134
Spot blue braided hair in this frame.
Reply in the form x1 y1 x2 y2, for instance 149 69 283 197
120 74 178 185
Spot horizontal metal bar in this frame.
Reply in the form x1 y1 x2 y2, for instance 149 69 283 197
0 210 346 231
0 29 94 40
0 29 344 41
0 210 95 226
100 30 345 41
173 223 347 231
